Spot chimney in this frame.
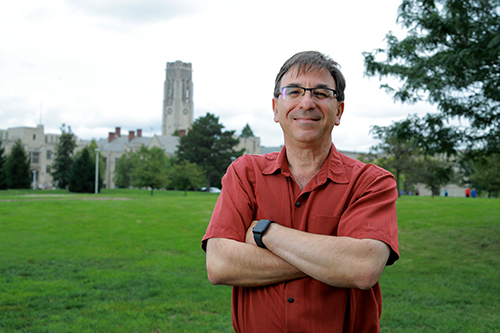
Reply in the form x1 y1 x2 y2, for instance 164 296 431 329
108 132 115 142
115 127 121 137
137 129 142 137
128 130 135 141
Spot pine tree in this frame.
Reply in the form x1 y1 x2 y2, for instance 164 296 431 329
68 148 96 193
5 139 31 189
240 123 255 138
176 113 244 189
51 124 77 189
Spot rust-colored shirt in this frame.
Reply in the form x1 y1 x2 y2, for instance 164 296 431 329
202 144 399 333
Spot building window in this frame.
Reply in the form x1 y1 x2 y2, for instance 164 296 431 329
32 152 40 164
33 134 36 140
46 165 51 173
102 157 107 170
47 150 52 159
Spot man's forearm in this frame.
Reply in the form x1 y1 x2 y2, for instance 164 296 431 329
262 223 390 290
206 237 306 287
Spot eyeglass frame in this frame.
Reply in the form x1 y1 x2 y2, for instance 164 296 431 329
279 86 338 103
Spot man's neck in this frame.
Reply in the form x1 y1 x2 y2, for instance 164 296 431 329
285 140 332 190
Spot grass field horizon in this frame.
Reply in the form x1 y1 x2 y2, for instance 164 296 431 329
1 189 499 332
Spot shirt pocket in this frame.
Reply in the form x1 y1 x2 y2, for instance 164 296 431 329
305 215 341 236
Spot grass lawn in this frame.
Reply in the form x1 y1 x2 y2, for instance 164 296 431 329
1 190 499 332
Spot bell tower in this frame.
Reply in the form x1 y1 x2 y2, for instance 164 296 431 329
162 61 194 136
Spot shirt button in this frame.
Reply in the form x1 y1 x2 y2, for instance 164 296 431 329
295 202 301 207
288 297 294 303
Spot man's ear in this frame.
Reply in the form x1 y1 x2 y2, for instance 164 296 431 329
272 98 279 123
335 101 345 126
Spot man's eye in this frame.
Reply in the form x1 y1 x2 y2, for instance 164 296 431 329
313 90 329 99
287 89 302 96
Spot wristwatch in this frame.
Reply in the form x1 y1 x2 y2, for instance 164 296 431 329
252 219 275 249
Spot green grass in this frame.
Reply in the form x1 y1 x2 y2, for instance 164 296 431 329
1 190 499 332
0 189 232 332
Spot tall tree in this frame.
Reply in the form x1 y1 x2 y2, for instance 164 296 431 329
169 160 205 196
363 0 500 154
51 124 77 189
0 139 7 190
113 152 135 188
240 123 255 138
5 139 31 189
68 148 96 193
370 118 422 195
131 146 169 196
176 113 244 189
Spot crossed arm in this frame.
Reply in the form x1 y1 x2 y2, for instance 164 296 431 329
206 220 391 290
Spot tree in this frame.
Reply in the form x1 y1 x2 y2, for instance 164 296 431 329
176 113 244 189
468 154 500 198
5 139 31 189
169 160 205 196
51 124 77 189
0 139 7 190
363 0 500 154
413 156 454 197
131 146 169 196
68 148 96 193
240 123 255 138
114 152 135 188
370 119 422 195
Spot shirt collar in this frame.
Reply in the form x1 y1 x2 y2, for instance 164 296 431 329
262 144 349 184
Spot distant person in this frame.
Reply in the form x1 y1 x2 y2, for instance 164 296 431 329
444 190 448 197
465 187 471 197
415 188 420 196
203 51 399 332
471 188 477 198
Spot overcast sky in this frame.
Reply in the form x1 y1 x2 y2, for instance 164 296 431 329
0 0 437 152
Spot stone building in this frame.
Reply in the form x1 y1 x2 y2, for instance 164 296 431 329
0 125 87 189
162 61 194 136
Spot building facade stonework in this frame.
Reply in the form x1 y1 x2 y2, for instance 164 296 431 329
162 61 194 136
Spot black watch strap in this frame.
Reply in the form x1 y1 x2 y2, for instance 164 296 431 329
253 219 275 249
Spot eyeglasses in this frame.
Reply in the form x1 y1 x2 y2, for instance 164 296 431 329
280 86 337 103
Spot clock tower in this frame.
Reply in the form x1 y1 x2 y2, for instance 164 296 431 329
162 61 194 136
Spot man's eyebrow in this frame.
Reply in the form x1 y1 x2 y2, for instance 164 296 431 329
314 83 334 89
284 83 334 89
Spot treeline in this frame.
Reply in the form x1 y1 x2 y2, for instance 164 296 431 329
0 113 247 195
112 113 245 195
361 117 500 198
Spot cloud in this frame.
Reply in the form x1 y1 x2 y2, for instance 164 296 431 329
65 0 200 25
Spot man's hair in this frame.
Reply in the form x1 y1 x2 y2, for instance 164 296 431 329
273 51 346 102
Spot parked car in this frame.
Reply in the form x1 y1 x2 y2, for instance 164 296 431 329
201 187 221 193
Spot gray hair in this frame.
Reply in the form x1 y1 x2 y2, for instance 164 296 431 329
273 51 346 102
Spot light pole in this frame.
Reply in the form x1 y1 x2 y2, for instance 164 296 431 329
32 170 37 190
95 148 100 194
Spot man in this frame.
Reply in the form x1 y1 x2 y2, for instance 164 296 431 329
202 51 399 333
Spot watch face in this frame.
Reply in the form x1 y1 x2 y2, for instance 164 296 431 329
253 219 271 233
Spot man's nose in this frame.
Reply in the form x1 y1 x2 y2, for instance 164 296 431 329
299 90 316 108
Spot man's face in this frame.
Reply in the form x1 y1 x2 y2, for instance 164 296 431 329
273 66 344 148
